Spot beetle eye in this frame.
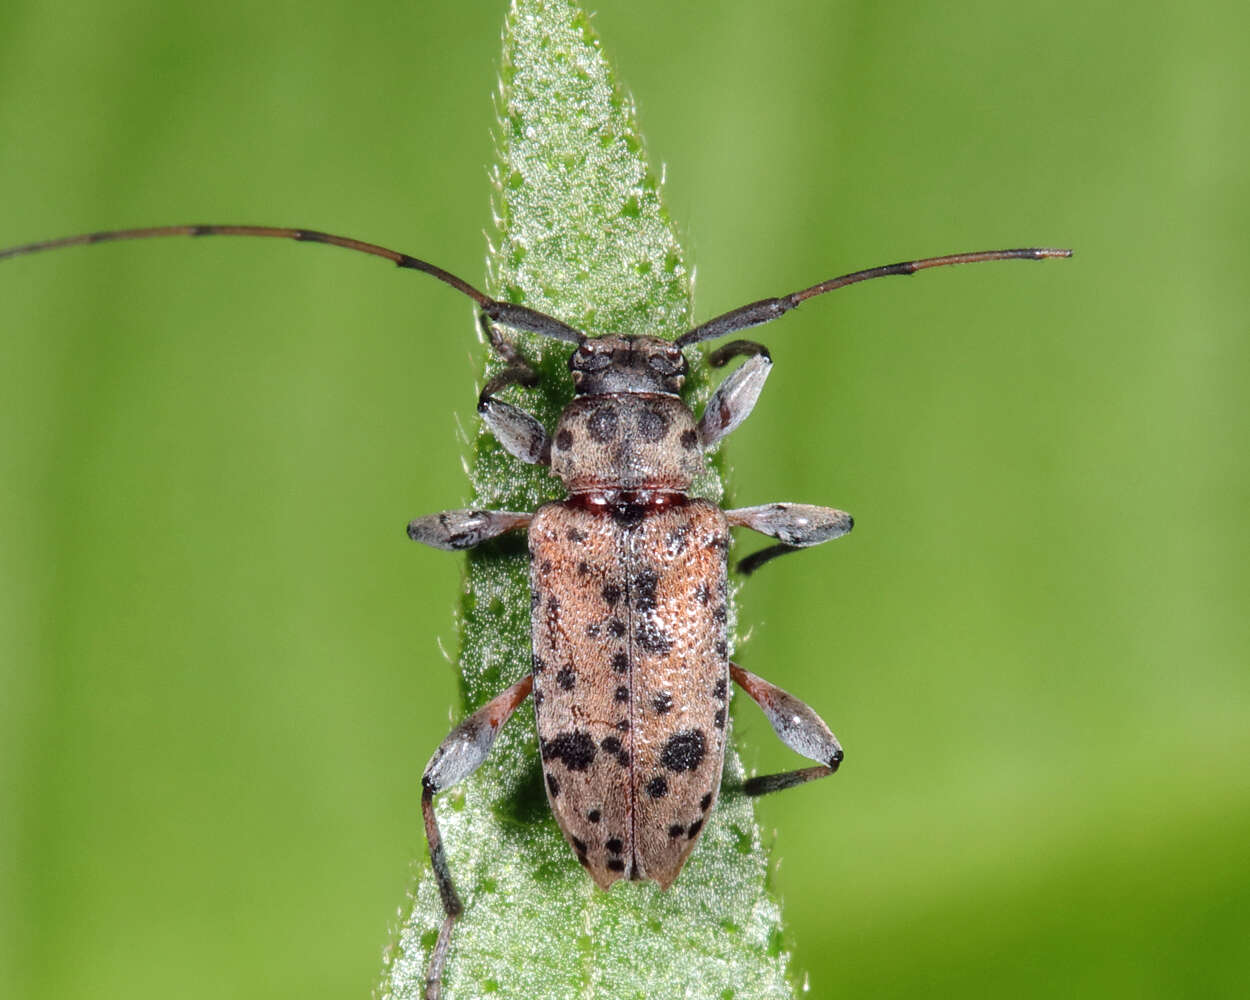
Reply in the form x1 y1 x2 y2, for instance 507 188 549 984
574 346 611 372
647 346 685 376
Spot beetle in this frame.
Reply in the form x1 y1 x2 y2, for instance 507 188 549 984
1 224 1069 997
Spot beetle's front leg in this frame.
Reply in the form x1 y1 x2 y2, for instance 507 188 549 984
724 502 853 575
421 674 534 1000
407 509 532 550
698 340 772 449
476 313 553 466
477 397 552 466
731 663 843 797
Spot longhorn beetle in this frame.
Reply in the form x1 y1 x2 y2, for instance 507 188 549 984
1 226 1069 998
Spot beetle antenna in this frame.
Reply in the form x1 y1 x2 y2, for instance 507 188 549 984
0 223 586 344
675 247 1072 347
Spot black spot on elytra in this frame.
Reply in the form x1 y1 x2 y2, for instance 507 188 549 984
555 428 573 451
556 666 576 691
608 619 626 638
680 428 699 450
713 678 727 701
712 604 727 624
668 823 684 838
577 561 590 576
542 730 597 771
615 719 630 732
646 776 668 798
540 559 552 574
601 582 621 606
588 406 618 443
601 736 622 754
715 639 728 659
566 528 587 543
694 582 711 606
714 708 726 729
571 835 587 854
637 405 669 442
546 774 560 797
534 690 544 707
614 685 629 703
633 571 659 611
578 853 591 868
547 596 560 614
605 837 623 854
587 809 601 823
616 751 631 767
661 730 707 773
652 691 673 715
611 652 628 673
686 818 704 839
636 621 672 656
531 588 541 610
531 654 546 673
700 792 714 811
607 858 626 872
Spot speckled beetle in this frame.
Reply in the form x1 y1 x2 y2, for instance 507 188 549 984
0 225 1069 998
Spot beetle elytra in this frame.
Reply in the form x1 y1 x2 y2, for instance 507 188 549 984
1 225 1069 998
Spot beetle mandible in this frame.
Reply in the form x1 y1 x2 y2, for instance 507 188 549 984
0 225 1069 998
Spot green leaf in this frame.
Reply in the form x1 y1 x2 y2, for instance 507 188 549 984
379 2 793 997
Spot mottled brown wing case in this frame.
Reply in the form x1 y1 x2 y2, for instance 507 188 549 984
625 500 729 888
530 499 729 890
530 503 636 888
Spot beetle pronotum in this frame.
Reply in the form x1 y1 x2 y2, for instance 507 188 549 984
2 225 1069 998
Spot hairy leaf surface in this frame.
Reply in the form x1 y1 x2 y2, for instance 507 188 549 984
381 3 792 997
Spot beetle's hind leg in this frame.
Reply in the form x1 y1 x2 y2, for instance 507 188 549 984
730 663 843 797
421 674 534 1000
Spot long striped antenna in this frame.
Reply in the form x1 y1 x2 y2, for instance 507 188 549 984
2 226 1069 349
0 223 586 344
676 247 1072 347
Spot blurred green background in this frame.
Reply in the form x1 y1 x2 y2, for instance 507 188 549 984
2 1 1247 996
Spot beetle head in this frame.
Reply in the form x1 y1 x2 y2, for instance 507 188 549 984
569 335 687 397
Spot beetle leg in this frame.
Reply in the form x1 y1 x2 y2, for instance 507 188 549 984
407 509 532 550
421 674 534 1000
480 311 533 365
725 502 853 544
477 398 552 465
730 663 843 797
473 313 553 465
478 311 539 389
697 342 772 449
724 502 853 576
734 544 797 576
